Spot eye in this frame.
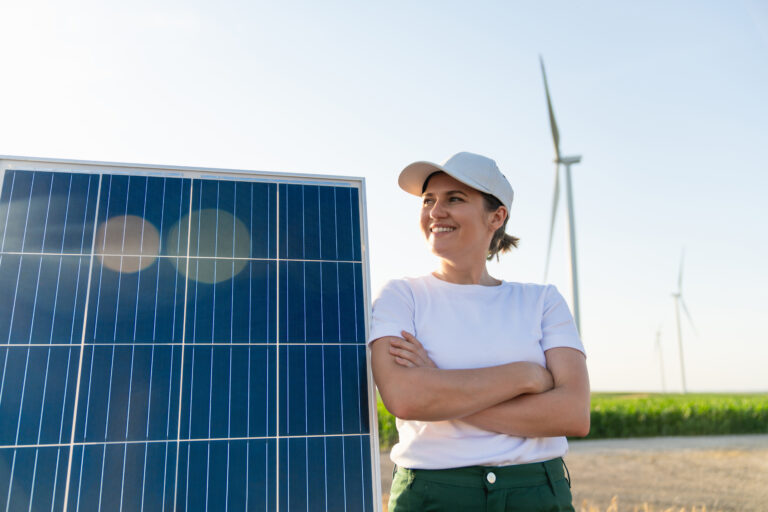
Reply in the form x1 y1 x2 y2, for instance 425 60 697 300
422 197 434 206
449 196 464 202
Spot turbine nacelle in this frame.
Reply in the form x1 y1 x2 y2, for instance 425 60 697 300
557 155 582 165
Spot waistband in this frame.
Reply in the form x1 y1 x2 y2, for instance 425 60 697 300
395 458 569 490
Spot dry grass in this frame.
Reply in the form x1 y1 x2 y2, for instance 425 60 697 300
382 495 723 512
578 496 722 512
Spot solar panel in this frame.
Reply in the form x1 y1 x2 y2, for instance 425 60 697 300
0 157 379 511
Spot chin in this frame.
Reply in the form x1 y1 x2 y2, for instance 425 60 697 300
428 243 456 260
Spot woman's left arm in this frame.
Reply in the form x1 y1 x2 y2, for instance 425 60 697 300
460 347 590 437
389 333 589 437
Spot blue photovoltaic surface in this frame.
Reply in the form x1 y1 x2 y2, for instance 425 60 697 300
0 166 374 512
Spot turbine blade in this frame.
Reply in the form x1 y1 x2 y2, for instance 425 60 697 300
679 296 699 336
543 163 560 282
540 56 561 162
677 248 685 292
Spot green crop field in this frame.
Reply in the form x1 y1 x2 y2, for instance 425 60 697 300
588 392 768 439
376 392 768 449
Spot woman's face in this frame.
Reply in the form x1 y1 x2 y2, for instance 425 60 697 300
420 173 502 262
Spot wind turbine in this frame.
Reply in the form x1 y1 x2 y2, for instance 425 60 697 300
540 56 582 334
672 249 698 393
655 324 667 392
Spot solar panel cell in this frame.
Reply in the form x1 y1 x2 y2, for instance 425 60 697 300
74 345 182 444
279 344 369 437
0 445 70 511
278 184 361 263
179 345 276 440
279 261 365 345
0 171 99 254
68 441 176 511
0 255 90 344
280 435 372 512
96 176 190 260
188 180 276 261
0 346 79 446
175 439 276 512
186 260 276 344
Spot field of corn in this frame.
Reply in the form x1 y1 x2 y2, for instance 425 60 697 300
376 392 768 449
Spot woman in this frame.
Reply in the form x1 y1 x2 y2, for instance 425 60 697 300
369 151 590 511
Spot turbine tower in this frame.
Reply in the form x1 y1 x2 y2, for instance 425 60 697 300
540 56 582 334
655 325 667 392
672 249 697 393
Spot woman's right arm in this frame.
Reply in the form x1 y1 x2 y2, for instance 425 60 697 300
371 335 552 421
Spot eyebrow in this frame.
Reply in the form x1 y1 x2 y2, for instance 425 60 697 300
422 190 469 197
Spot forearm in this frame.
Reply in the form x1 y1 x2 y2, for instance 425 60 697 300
383 365 540 421
462 348 590 437
461 386 590 437
372 336 546 421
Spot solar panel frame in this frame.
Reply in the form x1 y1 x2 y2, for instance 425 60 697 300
0 155 382 512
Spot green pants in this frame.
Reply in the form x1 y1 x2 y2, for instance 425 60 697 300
388 458 574 512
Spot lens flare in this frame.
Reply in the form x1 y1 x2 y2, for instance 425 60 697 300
94 215 160 273
166 209 251 284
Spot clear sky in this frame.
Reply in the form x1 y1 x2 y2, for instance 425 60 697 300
2 0 766 392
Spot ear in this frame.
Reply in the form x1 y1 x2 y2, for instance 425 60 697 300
487 206 507 232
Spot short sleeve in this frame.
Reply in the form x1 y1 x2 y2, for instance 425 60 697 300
367 279 416 345
540 285 585 355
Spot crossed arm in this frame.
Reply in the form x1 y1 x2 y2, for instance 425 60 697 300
371 332 590 437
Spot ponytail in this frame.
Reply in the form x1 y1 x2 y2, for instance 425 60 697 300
487 229 519 261
481 192 519 261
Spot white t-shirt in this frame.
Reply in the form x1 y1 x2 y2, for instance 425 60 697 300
368 274 585 469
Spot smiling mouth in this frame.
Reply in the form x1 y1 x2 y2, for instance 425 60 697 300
430 226 456 233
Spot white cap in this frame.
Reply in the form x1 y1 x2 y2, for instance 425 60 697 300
398 152 514 210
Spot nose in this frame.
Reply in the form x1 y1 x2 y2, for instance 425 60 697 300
429 199 448 219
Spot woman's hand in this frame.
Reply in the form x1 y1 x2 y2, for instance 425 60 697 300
389 331 437 368
529 363 555 394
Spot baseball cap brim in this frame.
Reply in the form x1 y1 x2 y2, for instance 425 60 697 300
398 161 446 196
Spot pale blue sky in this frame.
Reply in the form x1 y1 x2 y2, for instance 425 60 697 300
2 1 766 391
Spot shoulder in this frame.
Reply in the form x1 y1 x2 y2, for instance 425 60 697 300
374 276 416 296
497 282 569 314
373 275 431 301
369 277 426 343
500 281 556 299
502 280 547 291
371 276 427 312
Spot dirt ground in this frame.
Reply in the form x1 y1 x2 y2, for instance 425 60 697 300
379 434 768 511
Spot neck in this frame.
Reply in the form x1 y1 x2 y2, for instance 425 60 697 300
434 259 500 286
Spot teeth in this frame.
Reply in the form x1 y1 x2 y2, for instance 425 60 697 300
431 227 455 233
